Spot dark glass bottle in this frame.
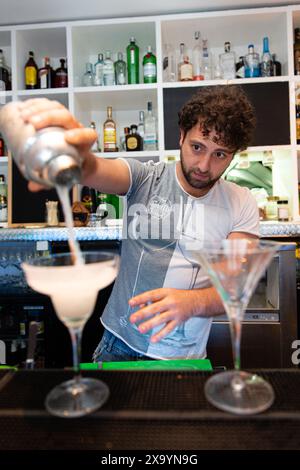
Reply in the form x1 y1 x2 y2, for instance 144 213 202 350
0 49 11 91
126 124 142 151
38 57 53 89
272 54 282 76
0 134 5 157
235 56 245 78
54 58 68 88
25 51 38 89
81 186 97 213
295 28 300 75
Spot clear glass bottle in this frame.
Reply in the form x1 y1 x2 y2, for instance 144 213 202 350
260 37 273 77
144 101 157 151
82 62 94 87
277 200 289 221
244 45 260 78
103 106 117 152
94 53 104 86
103 51 115 86
143 46 157 83
89 121 100 152
202 39 212 80
163 44 176 82
114 52 127 85
179 56 193 81
219 41 236 80
0 174 7 197
127 37 139 84
266 196 279 220
192 31 203 81
0 194 7 223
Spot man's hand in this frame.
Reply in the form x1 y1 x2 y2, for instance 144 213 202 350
129 288 202 344
20 98 98 191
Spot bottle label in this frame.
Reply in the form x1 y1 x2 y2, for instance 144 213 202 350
130 49 135 65
39 70 47 89
127 136 138 150
144 63 156 79
25 66 37 86
144 133 157 148
180 64 193 81
104 129 116 150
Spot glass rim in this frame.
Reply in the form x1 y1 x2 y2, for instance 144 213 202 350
22 250 119 268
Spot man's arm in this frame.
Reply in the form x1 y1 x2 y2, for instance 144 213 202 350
20 98 131 195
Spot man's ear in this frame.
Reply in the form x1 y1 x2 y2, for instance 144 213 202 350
179 130 184 147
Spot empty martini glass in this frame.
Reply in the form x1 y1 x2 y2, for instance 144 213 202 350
22 251 119 418
185 238 278 415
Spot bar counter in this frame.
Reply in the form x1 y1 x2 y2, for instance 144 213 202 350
0 368 300 450
0 220 300 242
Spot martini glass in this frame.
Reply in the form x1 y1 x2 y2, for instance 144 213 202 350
22 251 119 418
186 238 278 415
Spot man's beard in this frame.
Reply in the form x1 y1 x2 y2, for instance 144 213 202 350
180 150 220 190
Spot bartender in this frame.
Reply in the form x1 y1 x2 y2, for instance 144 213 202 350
20 85 259 361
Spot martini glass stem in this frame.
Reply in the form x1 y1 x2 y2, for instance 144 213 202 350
227 302 245 393
69 327 83 385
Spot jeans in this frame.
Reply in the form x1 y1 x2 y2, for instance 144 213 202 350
93 329 152 363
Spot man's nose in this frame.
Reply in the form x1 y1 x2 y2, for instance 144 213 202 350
197 154 210 173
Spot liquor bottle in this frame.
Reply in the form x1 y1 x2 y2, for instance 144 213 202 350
94 53 104 86
114 52 127 85
137 110 145 149
143 46 157 83
126 125 143 151
0 49 11 91
0 174 7 197
235 56 245 78
127 37 139 84
0 134 5 157
24 51 38 89
294 28 300 75
103 106 117 152
89 121 100 152
178 43 185 80
38 57 53 89
202 39 212 80
260 37 273 77
296 98 300 144
81 186 97 213
192 31 203 81
0 194 7 222
163 44 176 82
219 42 236 80
100 193 121 219
244 44 260 78
144 101 157 151
272 54 281 76
179 46 193 82
54 58 68 87
119 126 130 151
82 62 94 87
103 51 115 86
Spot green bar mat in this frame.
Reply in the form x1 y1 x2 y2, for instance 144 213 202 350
80 358 212 371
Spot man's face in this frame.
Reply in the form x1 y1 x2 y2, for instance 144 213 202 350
179 125 235 194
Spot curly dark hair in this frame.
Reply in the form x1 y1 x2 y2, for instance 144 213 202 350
178 85 256 152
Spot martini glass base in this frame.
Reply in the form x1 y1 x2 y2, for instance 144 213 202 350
45 377 110 418
204 370 274 415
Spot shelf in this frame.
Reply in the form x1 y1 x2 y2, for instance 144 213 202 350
95 151 160 159
17 88 68 96
163 76 290 88
74 84 157 93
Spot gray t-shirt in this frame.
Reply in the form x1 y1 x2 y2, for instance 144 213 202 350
101 158 259 359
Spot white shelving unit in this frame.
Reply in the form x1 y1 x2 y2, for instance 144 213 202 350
1 4 300 219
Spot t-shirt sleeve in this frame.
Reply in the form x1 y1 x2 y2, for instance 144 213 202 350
118 158 156 199
230 187 260 237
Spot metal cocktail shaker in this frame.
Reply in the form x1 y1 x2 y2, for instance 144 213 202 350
0 101 83 188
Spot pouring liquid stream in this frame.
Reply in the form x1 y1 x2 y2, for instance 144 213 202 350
56 185 84 265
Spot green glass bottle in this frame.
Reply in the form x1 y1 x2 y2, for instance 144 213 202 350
127 37 139 84
143 46 157 83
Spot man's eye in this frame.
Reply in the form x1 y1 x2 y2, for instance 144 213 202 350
192 145 202 151
215 151 227 159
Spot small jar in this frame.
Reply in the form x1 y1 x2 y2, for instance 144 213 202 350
277 200 289 222
265 196 279 220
